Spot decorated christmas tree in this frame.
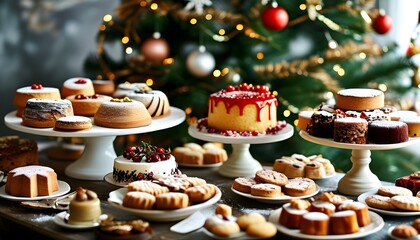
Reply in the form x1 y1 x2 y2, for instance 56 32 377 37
84 0 420 181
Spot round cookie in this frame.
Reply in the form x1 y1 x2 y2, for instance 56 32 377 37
232 177 257 193
377 186 413 197
246 222 277 239
209 221 241 237
390 195 420 211
365 194 396 210
250 183 282 198
254 169 288 186
185 183 217 203
282 177 317 197
391 225 419 239
55 116 92 131
236 212 266 230
154 192 189 210
215 204 232 217
122 191 156 210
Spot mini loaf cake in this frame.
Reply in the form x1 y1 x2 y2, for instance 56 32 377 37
94 97 152 128
335 88 384 111
279 202 309 229
92 80 115 95
207 83 278 133
68 187 101 225
297 110 314 132
300 212 329 235
273 154 335 179
5 165 58 197
0 136 38 173
399 116 420 137
61 77 95 98
368 121 409 144
14 84 61 117
126 90 170 117
306 111 334 138
337 201 371 227
329 210 360 234
66 94 112 116
22 99 74 128
333 117 368 144
55 116 92 131
173 142 227 165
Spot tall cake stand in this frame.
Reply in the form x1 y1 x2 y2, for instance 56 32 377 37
4 107 185 180
300 131 420 195
188 123 294 178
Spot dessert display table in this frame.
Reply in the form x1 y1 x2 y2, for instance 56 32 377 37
188 123 294 177
0 146 415 240
300 131 420 195
4 107 185 180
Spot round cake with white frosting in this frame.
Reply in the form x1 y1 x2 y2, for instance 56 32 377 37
335 88 384 111
14 84 61 117
61 77 95 98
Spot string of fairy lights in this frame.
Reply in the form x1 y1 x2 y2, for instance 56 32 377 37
94 0 414 125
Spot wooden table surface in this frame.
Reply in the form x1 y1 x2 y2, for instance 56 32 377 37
0 143 418 240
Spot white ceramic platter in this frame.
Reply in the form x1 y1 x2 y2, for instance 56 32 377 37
0 180 70 201
268 208 384 239
358 190 420 216
108 186 222 222
231 186 319 204
53 211 108 229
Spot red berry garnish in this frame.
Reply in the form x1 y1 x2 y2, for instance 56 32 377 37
75 94 87 99
31 84 43 90
239 83 250 91
156 147 165 154
226 85 236 92
91 94 100 99
75 79 87 84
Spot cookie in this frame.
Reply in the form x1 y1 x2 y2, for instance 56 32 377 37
413 218 420 232
246 222 277 239
391 195 420 211
365 195 396 210
127 180 169 196
122 191 156 210
236 212 266 230
154 192 189 210
289 199 311 210
254 169 288 186
232 177 257 193
209 221 241 237
185 183 217 203
153 176 205 192
377 186 413 197
391 225 418 238
215 204 232 217
282 177 317 197
250 183 282 198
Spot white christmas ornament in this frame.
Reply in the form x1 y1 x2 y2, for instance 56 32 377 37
184 0 212 15
186 46 215 77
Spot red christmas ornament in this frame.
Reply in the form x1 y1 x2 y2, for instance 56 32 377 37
372 13 392 34
261 6 289 31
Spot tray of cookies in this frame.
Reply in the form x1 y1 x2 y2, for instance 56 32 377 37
268 196 384 239
358 186 420 216
107 177 221 222
231 169 319 203
173 142 227 168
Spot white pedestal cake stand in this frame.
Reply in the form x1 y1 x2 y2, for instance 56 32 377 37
4 107 185 180
188 123 294 178
299 131 420 196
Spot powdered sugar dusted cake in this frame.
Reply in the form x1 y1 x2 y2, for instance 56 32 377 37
335 88 384 111
368 121 409 144
112 142 178 184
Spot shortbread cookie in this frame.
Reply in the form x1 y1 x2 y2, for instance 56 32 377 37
250 183 282 197
365 195 396 210
236 212 266 230
412 218 420 232
283 177 317 197
185 183 218 203
215 204 232 217
127 180 169 196
391 225 419 238
232 177 257 193
391 195 420 211
209 221 241 237
378 186 413 197
254 169 288 186
153 176 205 192
246 222 277 239
122 191 156 210
154 192 189 210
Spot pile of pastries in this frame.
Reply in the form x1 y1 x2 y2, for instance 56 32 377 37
172 142 227 166
273 154 335 179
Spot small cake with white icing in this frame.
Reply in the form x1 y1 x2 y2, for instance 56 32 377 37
14 84 61 117
66 94 112 116
335 88 384 111
61 77 95 98
55 116 92 131
94 97 152 128
112 142 178 184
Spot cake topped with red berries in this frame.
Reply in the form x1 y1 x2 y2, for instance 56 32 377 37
66 93 112 116
112 142 178 184
199 83 285 136
61 77 95 98
14 84 61 117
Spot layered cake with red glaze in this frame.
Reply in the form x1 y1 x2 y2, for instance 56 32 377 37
22 99 74 128
112 142 178 184
5 165 58 197
0 136 38 173
14 84 61 117
66 94 112 116
333 117 368 144
61 77 95 98
368 121 409 144
335 88 384 111
94 97 152 128
207 83 278 133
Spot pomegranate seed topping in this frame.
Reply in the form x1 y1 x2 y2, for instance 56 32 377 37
226 85 236 92
31 84 43 90
75 79 87 84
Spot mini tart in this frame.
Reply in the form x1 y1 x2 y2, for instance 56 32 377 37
66 94 112 116
55 116 92 131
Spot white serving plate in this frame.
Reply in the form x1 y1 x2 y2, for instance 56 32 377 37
108 186 222 222
53 211 108 229
358 190 420 216
0 180 70 201
231 186 319 204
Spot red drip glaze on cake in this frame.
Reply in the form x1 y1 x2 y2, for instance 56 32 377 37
209 85 278 122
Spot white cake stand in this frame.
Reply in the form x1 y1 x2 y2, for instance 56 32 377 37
188 123 294 178
4 107 185 180
299 131 420 195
